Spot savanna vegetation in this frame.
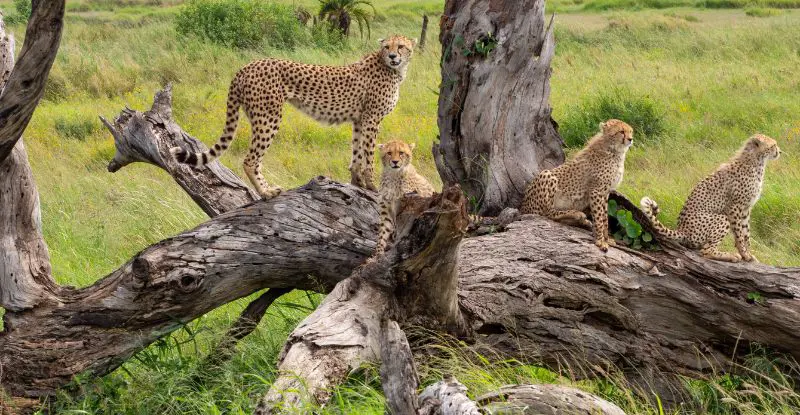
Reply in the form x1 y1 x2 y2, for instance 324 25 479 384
1 0 799 413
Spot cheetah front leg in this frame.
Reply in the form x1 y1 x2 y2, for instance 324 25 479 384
589 189 614 251
730 212 757 262
351 117 380 192
373 197 396 256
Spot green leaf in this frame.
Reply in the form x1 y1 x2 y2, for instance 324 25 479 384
608 199 618 216
614 230 625 240
632 239 643 250
625 223 641 238
642 232 653 242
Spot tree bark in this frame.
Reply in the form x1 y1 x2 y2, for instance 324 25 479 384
435 0 565 215
0 2 65 163
0 5 64 313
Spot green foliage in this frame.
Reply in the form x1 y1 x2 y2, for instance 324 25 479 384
318 0 376 38
175 0 344 50
745 6 785 15
462 32 497 58
746 291 766 304
54 115 99 141
558 88 665 148
1 0 31 24
608 199 657 250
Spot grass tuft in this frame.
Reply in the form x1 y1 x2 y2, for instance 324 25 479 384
557 88 666 147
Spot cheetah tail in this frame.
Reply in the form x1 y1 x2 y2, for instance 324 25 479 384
170 81 242 167
639 197 684 243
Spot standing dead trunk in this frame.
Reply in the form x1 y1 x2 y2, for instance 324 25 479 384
419 15 428 51
435 0 565 215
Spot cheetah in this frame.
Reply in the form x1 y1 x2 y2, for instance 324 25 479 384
170 35 416 199
640 134 780 263
520 119 634 251
373 140 435 255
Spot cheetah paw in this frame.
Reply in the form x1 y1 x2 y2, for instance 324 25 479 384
742 253 758 263
595 240 609 252
259 186 283 200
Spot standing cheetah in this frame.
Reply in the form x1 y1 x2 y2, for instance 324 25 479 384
170 35 416 198
640 134 780 263
373 140 435 255
520 119 634 251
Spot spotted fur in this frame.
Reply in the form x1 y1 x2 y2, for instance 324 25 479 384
520 119 634 251
170 35 416 199
640 134 780 263
374 140 435 255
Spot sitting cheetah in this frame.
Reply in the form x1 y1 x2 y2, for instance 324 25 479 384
640 134 780 263
373 140 435 255
170 35 416 198
520 119 634 251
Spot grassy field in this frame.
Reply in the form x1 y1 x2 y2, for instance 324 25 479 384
1 0 799 413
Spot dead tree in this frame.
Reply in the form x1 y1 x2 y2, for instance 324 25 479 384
418 15 428 51
2 2 800 414
434 0 565 215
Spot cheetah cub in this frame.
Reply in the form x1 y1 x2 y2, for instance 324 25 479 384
170 35 416 199
520 119 634 251
640 134 780 263
373 140 435 255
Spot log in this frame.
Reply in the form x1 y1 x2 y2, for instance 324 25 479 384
257 187 469 412
3 83 799 408
435 0 565 215
476 384 626 415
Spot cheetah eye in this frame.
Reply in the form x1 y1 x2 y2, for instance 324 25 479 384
384 45 390 49
398 45 405 50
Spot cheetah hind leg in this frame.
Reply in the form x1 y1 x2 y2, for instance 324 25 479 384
551 211 593 230
700 245 742 263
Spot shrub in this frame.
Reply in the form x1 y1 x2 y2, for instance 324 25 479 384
745 6 784 15
557 88 666 147
55 115 98 141
176 0 343 50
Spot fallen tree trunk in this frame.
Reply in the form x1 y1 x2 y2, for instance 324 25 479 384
2 85 799 407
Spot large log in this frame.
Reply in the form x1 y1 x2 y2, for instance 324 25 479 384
2 85 799 406
435 0 565 215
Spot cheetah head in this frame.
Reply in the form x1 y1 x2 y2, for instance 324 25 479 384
744 134 781 160
379 140 415 171
599 119 634 152
378 35 415 72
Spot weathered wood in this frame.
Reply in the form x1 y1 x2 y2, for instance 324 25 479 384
476 384 627 415
0 2 65 164
418 376 481 415
435 0 564 215
0 10 61 312
0 176 379 398
380 319 421 415
419 15 428 51
101 84 258 217
457 212 800 397
257 187 469 413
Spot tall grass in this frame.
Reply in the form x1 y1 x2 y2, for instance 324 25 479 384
0 0 798 413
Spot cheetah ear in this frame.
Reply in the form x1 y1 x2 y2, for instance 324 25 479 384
378 38 385 45
599 121 607 131
378 143 385 151
409 143 416 151
411 38 418 46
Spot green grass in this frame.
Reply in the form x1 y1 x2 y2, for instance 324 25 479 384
0 0 799 413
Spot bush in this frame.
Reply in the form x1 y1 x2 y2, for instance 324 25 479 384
55 115 98 141
745 6 784 15
176 0 344 50
557 88 666 147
